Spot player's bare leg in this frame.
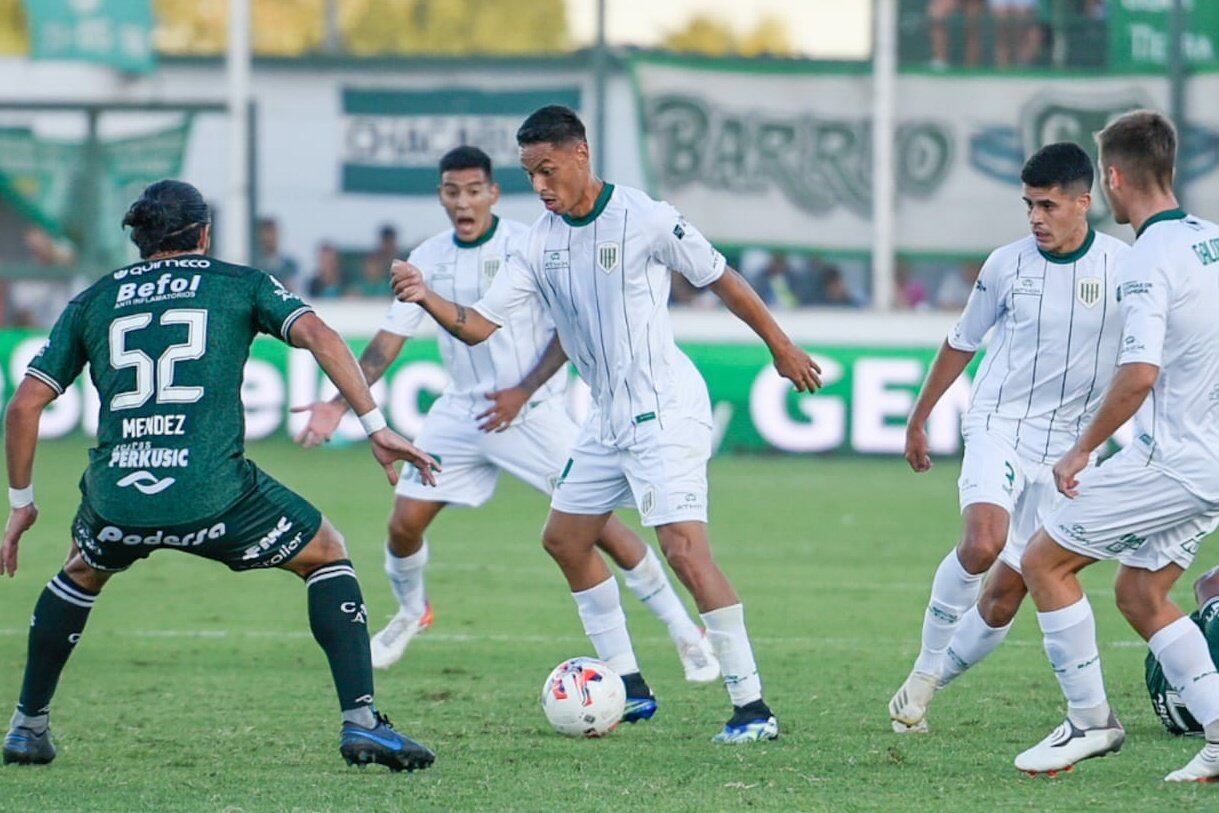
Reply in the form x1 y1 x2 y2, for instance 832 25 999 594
891 502 1007 732
596 517 718 682
4 545 113 766
283 519 433 772
652 520 776 743
1014 531 1122 776
1108 563 1219 782
369 498 445 669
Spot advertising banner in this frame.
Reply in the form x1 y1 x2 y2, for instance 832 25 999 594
23 0 155 73
0 330 984 457
630 55 1219 254
1108 0 1219 72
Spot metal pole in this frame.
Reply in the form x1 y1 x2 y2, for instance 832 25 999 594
226 0 252 264
323 0 341 54
594 0 607 176
871 0 898 311
1169 0 1187 207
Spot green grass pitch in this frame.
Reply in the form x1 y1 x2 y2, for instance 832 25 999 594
1 440 1215 811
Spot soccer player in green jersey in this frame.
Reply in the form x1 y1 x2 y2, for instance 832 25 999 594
1146 566 1219 737
2 180 438 772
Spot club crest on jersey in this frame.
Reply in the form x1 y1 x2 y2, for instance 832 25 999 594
596 242 620 274
483 259 501 280
1076 277 1103 308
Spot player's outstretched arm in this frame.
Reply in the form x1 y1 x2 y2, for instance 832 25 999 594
288 312 439 486
391 260 498 346
1053 362 1158 498
904 341 975 473
478 334 569 432
2 378 56 576
292 330 406 448
708 267 822 392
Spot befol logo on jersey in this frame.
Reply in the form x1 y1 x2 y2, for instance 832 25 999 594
1076 277 1103 308
116 470 176 495
596 242 620 274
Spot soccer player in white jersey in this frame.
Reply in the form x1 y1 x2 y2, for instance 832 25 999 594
889 143 1129 733
392 106 822 743
1014 111 1219 781
294 146 717 682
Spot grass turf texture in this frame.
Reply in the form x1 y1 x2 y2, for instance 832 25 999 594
1 440 1215 812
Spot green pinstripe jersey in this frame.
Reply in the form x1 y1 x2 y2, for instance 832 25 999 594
1145 597 1219 736
27 253 312 527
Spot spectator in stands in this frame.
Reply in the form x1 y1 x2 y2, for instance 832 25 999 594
992 0 1044 67
928 0 984 69
7 227 75 328
815 266 863 308
350 253 388 298
895 260 929 310
749 252 817 308
934 261 982 310
254 217 300 291
372 224 400 267
308 242 344 299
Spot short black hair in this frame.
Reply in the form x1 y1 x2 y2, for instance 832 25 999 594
378 224 397 241
516 105 586 147
122 179 210 259
1020 142 1094 193
439 145 493 179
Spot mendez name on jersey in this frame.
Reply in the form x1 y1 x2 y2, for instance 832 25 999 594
949 229 1130 463
473 183 725 448
25 254 312 527
380 216 564 420
1116 209 1219 500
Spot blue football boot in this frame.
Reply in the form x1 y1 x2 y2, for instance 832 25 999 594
340 711 435 772
3 724 56 765
620 672 658 724
714 700 779 744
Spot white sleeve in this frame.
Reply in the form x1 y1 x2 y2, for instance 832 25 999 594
1116 252 1169 367
472 247 540 327
380 298 426 337
648 202 726 288
946 252 1006 352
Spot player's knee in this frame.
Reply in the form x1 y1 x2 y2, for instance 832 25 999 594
1114 575 1163 626
977 581 1023 627
657 526 708 579
62 554 110 594
312 522 350 563
957 533 1004 573
541 525 575 563
387 512 425 554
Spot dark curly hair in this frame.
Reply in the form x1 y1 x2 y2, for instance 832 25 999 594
122 179 211 259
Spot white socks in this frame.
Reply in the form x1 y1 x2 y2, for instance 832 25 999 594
938 605 1013 687
384 541 428 619
913 551 984 677
1149 615 1219 735
572 576 639 676
1038 596 1111 728
621 547 701 643
702 603 762 707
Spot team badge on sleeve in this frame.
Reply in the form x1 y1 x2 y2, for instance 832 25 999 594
1076 277 1103 308
596 242 620 274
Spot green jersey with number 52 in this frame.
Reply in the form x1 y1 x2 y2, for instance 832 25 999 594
26 254 312 527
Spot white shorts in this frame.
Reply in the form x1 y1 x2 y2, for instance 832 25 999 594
396 396 577 506
958 425 1062 573
550 412 711 527
1045 447 1219 572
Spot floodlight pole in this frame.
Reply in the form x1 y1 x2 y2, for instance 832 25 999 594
1169 0 1187 208
226 0 252 264
593 0 607 175
871 0 898 311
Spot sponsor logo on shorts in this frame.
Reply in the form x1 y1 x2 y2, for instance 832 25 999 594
1003 461 1016 495
1058 523 1091 544
116 470 178 495
1104 533 1146 554
241 517 294 561
98 521 226 548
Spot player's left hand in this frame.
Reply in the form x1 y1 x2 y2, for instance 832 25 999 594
369 427 441 487
2 504 37 577
477 387 530 432
773 342 822 393
290 400 347 448
1053 446 1091 498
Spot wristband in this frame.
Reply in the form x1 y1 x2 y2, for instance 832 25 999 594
8 486 34 509
358 407 388 436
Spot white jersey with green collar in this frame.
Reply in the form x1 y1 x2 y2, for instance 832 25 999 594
381 216 565 418
1116 208 1219 500
472 183 724 448
949 229 1129 463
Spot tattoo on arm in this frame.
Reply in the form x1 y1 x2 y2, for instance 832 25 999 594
448 304 469 340
359 343 389 385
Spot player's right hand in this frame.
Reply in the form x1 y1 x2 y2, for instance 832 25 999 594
773 341 822 393
290 400 347 448
369 427 441 487
391 260 428 303
905 425 932 472
2 504 37 577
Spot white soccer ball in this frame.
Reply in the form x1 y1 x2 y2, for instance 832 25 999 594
540 657 626 737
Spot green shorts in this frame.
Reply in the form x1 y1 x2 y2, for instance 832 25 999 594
71 465 323 573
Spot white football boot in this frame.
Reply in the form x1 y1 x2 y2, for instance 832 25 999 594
1165 741 1219 782
370 603 433 670
676 630 720 683
1014 714 1125 776
889 670 937 733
